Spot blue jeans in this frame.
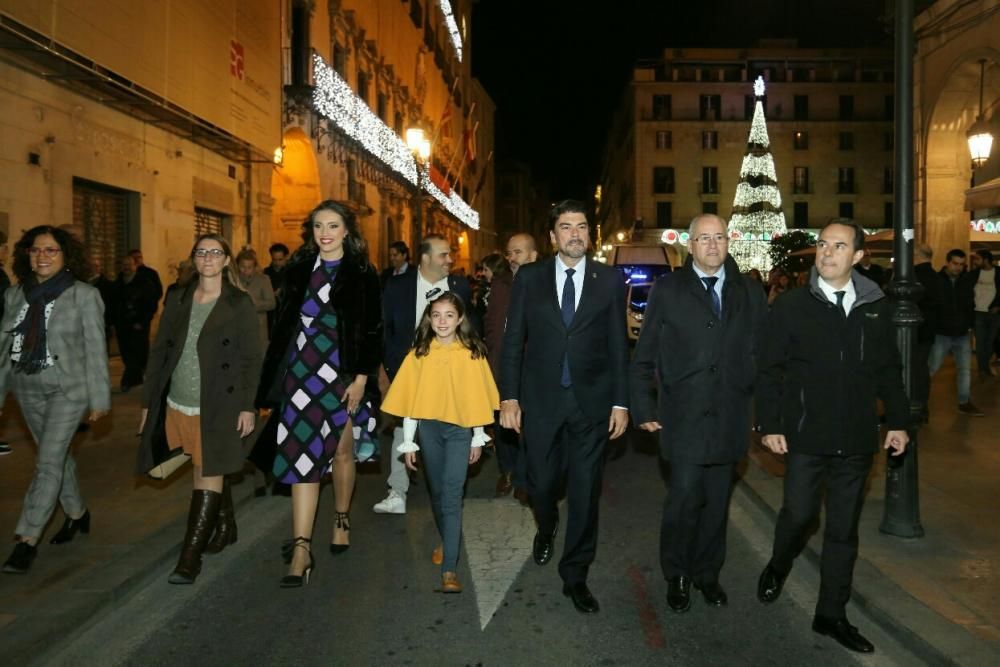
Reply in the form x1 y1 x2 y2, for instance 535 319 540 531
973 311 1000 373
417 420 471 573
928 334 972 404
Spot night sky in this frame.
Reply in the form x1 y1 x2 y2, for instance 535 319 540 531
472 0 892 200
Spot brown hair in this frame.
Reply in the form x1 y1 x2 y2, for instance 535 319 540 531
413 292 486 359
188 233 239 289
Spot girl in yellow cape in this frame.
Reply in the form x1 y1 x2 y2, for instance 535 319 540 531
381 292 499 593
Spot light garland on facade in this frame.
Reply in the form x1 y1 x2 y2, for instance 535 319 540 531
437 1 463 62
728 76 787 274
311 54 479 230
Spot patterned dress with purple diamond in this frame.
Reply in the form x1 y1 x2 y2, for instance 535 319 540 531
272 257 378 483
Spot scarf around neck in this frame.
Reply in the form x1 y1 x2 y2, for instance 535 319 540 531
12 269 76 374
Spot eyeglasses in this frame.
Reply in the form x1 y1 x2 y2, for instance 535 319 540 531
194 248 226 258
694 234 728 245
28 247 62 258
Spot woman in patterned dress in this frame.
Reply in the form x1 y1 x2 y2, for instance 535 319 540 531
256 200 382 587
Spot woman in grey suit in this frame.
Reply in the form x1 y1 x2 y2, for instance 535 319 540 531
1 226 111 574
137 234 261 584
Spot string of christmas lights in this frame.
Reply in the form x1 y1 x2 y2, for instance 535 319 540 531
311 54 480 230
437 1 463 62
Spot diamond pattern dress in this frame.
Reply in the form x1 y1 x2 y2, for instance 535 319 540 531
272 257 378 484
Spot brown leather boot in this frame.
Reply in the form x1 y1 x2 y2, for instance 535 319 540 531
168 490 221 584
205 480 237 555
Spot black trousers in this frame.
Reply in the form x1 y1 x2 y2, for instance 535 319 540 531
117 322 150 386
524 387 607 585
493 414 524 487
769 452 873 619
660 461 735 585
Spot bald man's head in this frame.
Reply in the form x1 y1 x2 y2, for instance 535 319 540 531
506 233 538 274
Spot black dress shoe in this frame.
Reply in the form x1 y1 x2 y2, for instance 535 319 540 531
50 510 91 545
666 576 691 613
757 564 788 604
563 582 600 613
2 542 37 574
694 581 728 607
812 615 875 653
532 521 557 566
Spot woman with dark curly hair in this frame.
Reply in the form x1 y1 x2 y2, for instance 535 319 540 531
1 225 110 574
254 200 382 587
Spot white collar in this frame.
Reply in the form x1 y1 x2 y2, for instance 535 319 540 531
817 275 855 300
555 254 586 274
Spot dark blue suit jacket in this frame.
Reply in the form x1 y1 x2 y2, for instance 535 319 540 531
382 269 473 379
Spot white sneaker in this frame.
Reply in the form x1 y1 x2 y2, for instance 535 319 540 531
373 491 406 514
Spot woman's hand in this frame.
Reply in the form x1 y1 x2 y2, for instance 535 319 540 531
138 408 148 434
236 411 256 437
342 375 367 415
404 451 419 471
468 447 482 465
89 409 109 422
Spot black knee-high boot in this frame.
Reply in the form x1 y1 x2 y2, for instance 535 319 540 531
205 480 237 555
169 490 221 584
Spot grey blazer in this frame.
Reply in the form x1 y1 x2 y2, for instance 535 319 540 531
0 282 111 412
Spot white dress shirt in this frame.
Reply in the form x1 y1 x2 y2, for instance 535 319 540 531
415 270 451 330
817 276 857 315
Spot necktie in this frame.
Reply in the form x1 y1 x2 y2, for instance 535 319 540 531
701 276 721 319
834 290 846 317
560 268 576 387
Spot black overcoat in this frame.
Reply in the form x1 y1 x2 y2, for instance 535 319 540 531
137 281 262 476
631 256 767 464
755 269 910 455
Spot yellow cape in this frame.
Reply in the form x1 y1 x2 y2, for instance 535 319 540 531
382 339 499 427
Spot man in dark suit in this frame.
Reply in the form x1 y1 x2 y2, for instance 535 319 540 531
373 234 472 515
379 240 413 288
755 219 909 654
500 199 629 614
631 214 767 613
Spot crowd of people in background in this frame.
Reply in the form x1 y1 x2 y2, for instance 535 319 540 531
0 203 997 656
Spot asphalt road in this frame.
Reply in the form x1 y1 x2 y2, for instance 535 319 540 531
48 431 922 666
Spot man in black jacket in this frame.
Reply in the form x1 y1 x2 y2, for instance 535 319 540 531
631 214 767 613
372 234 472 515
500 199 629 614
928 249 982 415
755 219 909 654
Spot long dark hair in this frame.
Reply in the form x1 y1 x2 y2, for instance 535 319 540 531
299 200 369 267
413 292 487 359
13 225 91 282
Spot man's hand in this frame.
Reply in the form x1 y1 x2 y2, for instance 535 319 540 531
761 434 788 454
608 408 629 440
883 429 908 456
404 452 419 471
638 421 662 432
499 400 521 433
469 447 482 465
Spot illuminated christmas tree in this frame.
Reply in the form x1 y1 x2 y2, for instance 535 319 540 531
727 76 787 274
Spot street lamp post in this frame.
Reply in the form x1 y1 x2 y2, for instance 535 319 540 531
406 127 431 247
881 0 925 538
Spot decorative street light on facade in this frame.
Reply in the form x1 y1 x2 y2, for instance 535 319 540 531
406 127 431 244
967 59 994 168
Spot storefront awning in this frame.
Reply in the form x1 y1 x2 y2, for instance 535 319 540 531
965 177 1000 211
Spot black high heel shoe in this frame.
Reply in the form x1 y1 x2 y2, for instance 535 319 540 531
279 537 313 588
330 511 350 555
50 510 91 545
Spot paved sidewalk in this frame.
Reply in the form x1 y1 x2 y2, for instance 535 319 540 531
742 357 1000 665
0 359 264 663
